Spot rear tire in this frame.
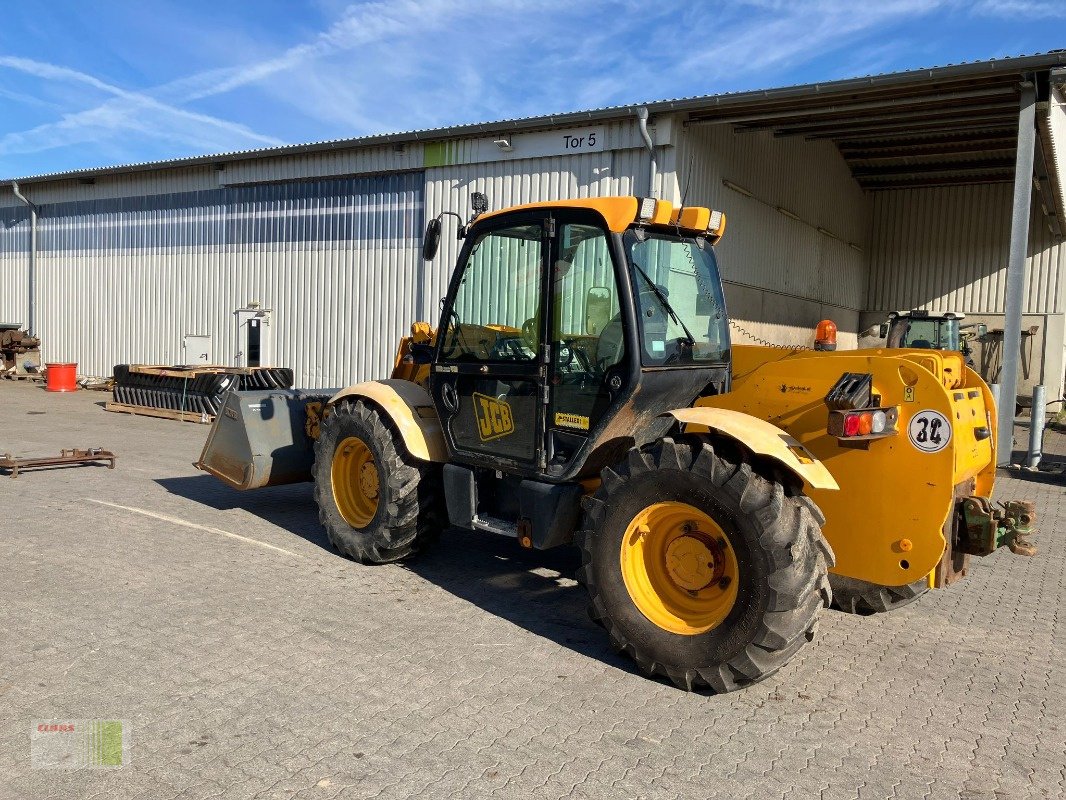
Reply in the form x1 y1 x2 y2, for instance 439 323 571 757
576 436 834 693
829 575 928 615
313 399 442 564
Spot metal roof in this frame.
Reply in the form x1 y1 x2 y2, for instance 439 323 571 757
5 50 1066 189
686 54 1066 193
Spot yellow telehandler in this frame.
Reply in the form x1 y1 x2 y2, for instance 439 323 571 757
197 194 1036 692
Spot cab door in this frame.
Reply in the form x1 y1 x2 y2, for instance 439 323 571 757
431 213 551 472
545 215 629 476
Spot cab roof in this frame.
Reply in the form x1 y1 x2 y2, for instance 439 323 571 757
472 196 724 237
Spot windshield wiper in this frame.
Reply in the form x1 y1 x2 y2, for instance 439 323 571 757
633 264 696 347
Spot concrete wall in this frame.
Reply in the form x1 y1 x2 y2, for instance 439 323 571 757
675 124 870 348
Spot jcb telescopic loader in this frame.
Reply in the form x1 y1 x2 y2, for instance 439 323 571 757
197 194 1036 692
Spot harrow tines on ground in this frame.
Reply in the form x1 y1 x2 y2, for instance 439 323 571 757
111 365 294 417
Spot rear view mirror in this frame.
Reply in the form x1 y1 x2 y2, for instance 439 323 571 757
422 217 442 261
878 323 889 339
586 287 613 335
975 323 988 338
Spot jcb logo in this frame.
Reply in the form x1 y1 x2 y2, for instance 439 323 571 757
473 392 514 441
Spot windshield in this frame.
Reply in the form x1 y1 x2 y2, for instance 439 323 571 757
623 230 730 366
902 319 960 351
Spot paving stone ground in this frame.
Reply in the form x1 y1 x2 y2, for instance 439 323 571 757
1 380 1063 800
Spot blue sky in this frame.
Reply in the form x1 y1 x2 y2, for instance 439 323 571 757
1 0 1064 178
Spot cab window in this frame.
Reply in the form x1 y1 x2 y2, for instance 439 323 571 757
549 223 624 440
624 231 729 366
441 223 543 363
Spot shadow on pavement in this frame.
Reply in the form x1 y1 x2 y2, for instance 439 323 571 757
155 473 640 677
404 526 640 676
998 465 1066 486
155 474 333 553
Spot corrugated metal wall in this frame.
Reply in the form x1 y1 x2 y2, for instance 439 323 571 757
220 144 422 186
867 183 1064 314
0 200 29 326
423 146 646 320
675 124 869 346
5 167 219 205
1048 85 1066 223
1 173 424 387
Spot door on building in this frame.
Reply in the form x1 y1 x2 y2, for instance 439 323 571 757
246 318 262 367
235 307 271 367
183 334 213 365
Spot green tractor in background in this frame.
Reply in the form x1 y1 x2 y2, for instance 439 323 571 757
880 310 987 367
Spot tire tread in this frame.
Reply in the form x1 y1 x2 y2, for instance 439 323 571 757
575 436 834 693
312 399 442 564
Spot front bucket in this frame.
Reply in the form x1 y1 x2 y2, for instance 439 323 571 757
195 389 335 490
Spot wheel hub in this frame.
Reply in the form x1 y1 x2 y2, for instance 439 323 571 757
331 436 380 529
358 461 379 499
665 533 718 592
619 502 740 636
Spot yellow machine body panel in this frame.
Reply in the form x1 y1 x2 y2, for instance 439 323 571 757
329 379 447 463
389 321 434 388
476 197 643 233
474 196 725 238
696 345 998 587
663 407 838 491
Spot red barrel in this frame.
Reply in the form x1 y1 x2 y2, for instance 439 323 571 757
45 362 78 392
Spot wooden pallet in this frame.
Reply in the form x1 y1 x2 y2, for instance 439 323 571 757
1 372 45 382
125 364 257 378
104 401 214 424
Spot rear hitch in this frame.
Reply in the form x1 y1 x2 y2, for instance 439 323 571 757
959 497 1037 557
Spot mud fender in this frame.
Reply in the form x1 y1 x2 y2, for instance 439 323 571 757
330 379 447 462
662 407 838 491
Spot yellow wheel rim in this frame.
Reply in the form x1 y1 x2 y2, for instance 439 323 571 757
331 436 380 528
620 501 739 635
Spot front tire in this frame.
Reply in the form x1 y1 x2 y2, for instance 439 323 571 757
576 437 834 693
313 399 442 564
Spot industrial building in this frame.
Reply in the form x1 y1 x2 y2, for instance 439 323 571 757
2 52 1065 415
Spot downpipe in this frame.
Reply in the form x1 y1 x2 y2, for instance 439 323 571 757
636 106 657 198
11 181 38 337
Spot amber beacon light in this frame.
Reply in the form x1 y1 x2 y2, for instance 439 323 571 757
814 319 837 351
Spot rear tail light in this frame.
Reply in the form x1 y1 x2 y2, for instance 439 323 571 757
829 407 898 441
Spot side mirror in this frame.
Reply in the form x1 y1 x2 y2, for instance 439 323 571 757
878 323 889 339
975 323 988 339
422 217 442 261
409 343 435 364
586 286 613 335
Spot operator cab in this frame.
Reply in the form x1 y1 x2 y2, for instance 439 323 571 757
421 195 731 546
881 310 987 366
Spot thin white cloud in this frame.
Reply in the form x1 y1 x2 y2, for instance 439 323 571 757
0 0 1060 172
678 1 943 76
0 56 284 158
967 0 1066 15
166 0 517 103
